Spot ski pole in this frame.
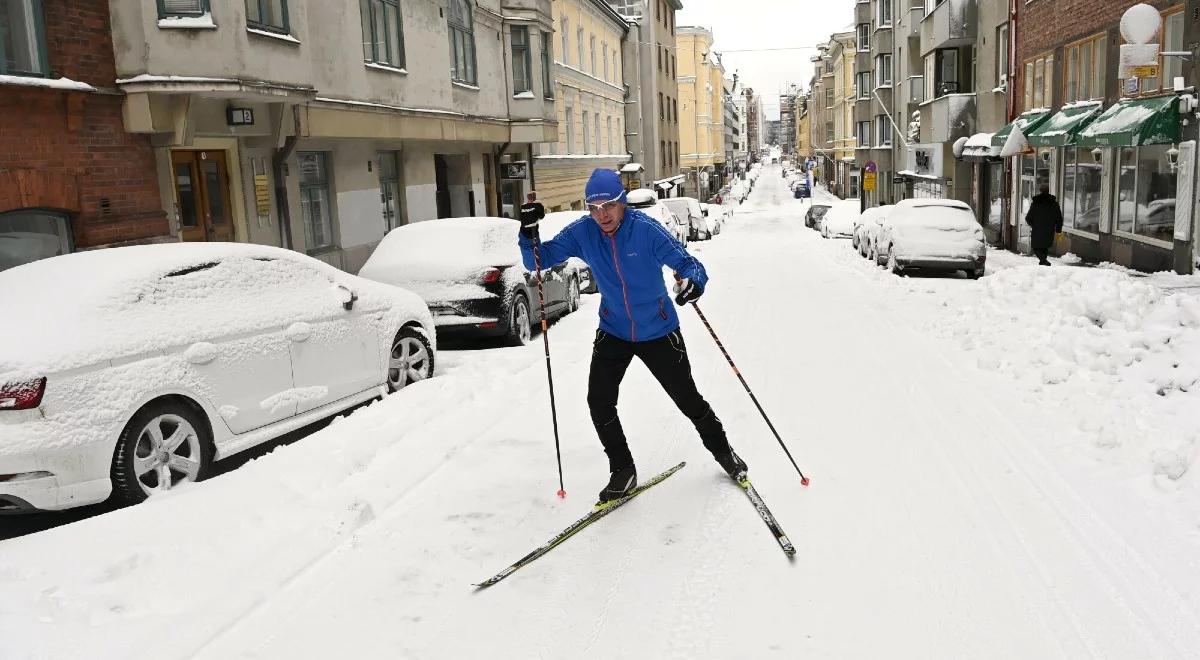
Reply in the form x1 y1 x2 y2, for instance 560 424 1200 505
680 283 810 487
530 237 567 498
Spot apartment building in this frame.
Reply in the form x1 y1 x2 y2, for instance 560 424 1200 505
677 26 725 199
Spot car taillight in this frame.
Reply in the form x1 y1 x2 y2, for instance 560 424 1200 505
479 268 501 284
0 377 46 411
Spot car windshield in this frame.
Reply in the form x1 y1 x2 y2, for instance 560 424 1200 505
662 199 689 216
810 206 831 219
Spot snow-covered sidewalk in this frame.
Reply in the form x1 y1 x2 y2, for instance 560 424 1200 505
4 169 1200 659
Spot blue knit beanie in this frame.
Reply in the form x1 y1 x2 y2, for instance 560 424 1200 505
584 169 627 205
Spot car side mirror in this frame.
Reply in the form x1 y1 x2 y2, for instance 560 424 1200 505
337 284 358 310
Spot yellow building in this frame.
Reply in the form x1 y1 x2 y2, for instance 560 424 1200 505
796 97 811 161
533 0 630 211
831 30 857 196
677 26 725 199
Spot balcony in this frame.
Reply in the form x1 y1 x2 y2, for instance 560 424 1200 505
856 1 871 23
904 6 924 39
872 26 894 55
921 0 976 54
905 75 924 105
920 92 976 143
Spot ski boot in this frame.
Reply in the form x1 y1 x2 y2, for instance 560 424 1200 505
714 449 748 482
597 466 637 507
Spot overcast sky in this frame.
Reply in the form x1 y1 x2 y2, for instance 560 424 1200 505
677 0 857 119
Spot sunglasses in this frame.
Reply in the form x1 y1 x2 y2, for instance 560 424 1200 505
587 200 621 213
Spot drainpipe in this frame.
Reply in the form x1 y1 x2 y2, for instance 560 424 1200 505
494 141 511 216
527 143 537 193
272 104 301 250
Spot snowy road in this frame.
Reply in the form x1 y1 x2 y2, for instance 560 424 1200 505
5 169 1200 659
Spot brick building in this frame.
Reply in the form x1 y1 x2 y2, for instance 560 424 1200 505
0 0 166 271
1006 0 1192 272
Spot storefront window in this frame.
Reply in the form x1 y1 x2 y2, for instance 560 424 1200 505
1116 147 1136 234
0 209 72 271
1075 148 1102 234
1132 145 1176 242
1061 152 1077 229
987 163 1004 235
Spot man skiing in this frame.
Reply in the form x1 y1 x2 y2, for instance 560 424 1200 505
517 168 747 505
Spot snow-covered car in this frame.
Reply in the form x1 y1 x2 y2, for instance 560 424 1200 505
728 181 748 203
805 203 831 230
662 197 710 241
0 243 436 513
541 211 597 294
875 198 987 278
360 217 579 346
700 203 731 236
627 188 689 244
820 207 856 239
854 206 892 256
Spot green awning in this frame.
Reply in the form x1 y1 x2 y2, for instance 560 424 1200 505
1026 102 1104 147
1075 96 1180 147
991 110 1052 147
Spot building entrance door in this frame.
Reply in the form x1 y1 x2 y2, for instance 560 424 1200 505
172 150 234 242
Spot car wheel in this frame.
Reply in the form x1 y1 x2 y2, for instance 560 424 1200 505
110 399 214 506
967 269 981 280
506 294 533 346
388 326 434 392
887 248 905 276
567 277 581 313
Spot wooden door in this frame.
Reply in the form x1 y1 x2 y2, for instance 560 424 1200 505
172 150 234 242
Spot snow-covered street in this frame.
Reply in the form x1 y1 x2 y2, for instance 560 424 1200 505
6 169 1200 659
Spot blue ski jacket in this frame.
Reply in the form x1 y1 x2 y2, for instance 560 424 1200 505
518 208 708 343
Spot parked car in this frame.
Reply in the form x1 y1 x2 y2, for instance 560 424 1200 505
820 207 856 239
360 217 580 346
805 204 832 230
728 181 749 203
541 211 597 294
792 180 811 199
700 203 731 236
874 198 986 278
0 243 436 513
663 197 710 241
853 206 891 256
627 188 689 244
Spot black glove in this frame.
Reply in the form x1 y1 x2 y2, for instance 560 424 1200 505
673 277 703 306
519 202 544 241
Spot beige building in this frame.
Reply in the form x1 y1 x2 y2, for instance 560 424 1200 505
534 0 629 211
677 26 725 199
110 0 557 272
808 29 857 197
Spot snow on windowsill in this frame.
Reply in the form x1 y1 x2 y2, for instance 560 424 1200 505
157 13 216 29
116 74 239 85
0 73 96 92
365 62 407 75
452 81 481 91
535 154 631 160
247 27 300 44
513 91 536 99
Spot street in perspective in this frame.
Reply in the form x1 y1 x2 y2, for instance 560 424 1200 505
3 0 1200 658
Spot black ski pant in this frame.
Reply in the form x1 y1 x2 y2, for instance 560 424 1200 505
1033 247 1051 265
587 328 730 472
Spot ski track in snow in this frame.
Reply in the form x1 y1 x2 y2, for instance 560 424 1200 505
7 167 1200 659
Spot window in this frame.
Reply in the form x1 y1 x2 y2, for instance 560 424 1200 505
2 0 48 76
560 19 568 61
583 111 591 154
876 115 891 146
541 31 553 98
857 120 871 147
377 151 402 231
661 140 666 168
613 48 619 81
565 105 575 153
360 0 405 69
298 153 334 251
856 72 870 99
577 27 584 69
825 88 834 108
1023 52 1052 110
511 26 531 93
670 54 675 79
590 35 596 74
159 0 208 17
595 113 601 153
1150 9 1185 93
875 54 892 86
246 0 288 33
1059 147 1101 235
877 0 892 26
0 209 70 271
825 121 834 144
1114 145 1176 242
607 116 612 152
602 41 609 80
448 0 476 84
659 92 664 120
996 24 1009 89
1064 35 1104 102
857 24 869 51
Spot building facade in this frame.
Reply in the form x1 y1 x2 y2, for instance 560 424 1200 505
743 87 765 160
109 0 557 273
677 26 725 199
534 0 629 211
0 0 167 272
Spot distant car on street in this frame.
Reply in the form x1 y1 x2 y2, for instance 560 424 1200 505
874 198 987 278
662 197 710 241
700 203 731 235
360 217 581 346
805 204 832 230
0 243 436 513
626 188 689 244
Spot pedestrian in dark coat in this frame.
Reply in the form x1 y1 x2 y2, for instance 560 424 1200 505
1025 183 1063 266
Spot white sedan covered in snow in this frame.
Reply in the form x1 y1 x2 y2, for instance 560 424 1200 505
0 243 436 513
874 198 987 278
